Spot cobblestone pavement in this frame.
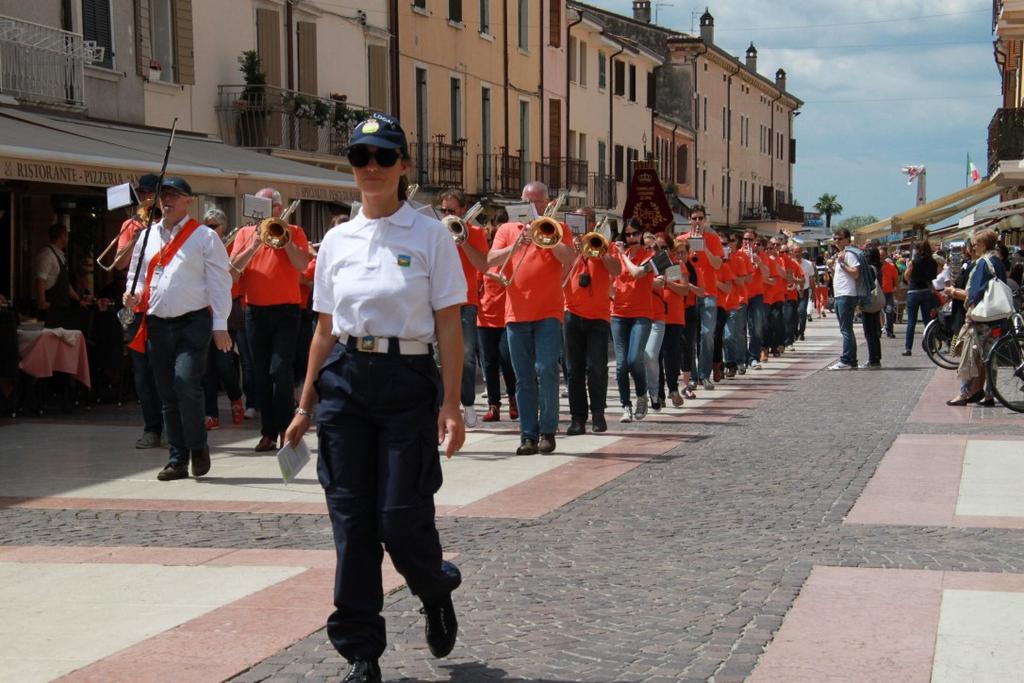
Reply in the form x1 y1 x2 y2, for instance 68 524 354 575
3 325 1023 682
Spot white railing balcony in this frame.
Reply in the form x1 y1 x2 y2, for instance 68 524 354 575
0 15 104 108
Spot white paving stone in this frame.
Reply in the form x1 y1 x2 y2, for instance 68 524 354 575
956 440 1024 518
932 589 1024 683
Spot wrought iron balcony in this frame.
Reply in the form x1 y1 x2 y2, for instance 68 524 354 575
477 148 524 196
215 85 379 157
589 173 617 210
0 15 104 108
534 157 589 195
989 107 1024 176
411 135 465 189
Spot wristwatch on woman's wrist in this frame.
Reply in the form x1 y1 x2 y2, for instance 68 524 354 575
294 407 313 418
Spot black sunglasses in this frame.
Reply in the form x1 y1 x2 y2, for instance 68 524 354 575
347 146 401 168
439 207 460 215
624 231 639 236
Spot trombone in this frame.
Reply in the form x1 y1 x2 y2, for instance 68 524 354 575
560 216 611 288
96 200 160 272
486 192 567 287
224 199 300 249
442 201 485 245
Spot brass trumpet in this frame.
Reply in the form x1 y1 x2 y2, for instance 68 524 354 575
442 215 467 244
96 200 161 272
486 192 567 287
580 231 610 258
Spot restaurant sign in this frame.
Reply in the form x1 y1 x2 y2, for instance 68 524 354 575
295 184 360 203
1 158 140 187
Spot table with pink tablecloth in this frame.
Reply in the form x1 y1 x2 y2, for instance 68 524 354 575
17 327 91 389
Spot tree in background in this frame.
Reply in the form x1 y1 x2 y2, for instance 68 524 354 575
836 215 879 232
814 193 843 229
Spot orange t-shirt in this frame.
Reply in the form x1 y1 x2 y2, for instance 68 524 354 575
116 217 146 255
784 255 802 301
881 260 899 294
564 243 618 323
764 256 786 305
611 246 654 318
718 260 739 311
492 221 572 323
459 225 489 307
230 224 311 306
681 228 724 299
746 252 765 299
730 249 753 305
477 272 506 328
661 278 686 325
298 256 316 310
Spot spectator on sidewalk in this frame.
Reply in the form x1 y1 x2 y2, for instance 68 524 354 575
828 228 860 370
901 239 937 357
879 247 899 339
861 245 883 368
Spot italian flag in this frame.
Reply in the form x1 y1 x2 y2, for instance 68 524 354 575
967 155 981 185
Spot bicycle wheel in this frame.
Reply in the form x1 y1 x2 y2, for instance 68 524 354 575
987 333 1024 413
922 318 959 370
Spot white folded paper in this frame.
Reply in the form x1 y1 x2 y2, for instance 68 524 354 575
277 438 311 483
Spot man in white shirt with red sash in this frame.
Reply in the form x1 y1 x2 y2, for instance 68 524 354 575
124 177 233 481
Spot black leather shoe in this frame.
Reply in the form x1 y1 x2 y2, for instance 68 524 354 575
343 659 382 683
156 463 189 481
901 350 912 356
538 433 556 453
591 414 607 432
421 594 458 658
190 445 211 477
516 439 538 455
566 420 585 436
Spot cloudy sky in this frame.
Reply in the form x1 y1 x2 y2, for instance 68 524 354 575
589 0 1001 223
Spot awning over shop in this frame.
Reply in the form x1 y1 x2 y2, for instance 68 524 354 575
854 179 1001 242
0 107 358 203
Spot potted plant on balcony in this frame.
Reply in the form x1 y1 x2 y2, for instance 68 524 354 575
235 50 269 147
147 58 163 82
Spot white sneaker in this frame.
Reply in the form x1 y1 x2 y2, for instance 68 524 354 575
464 405 478 428
634 395 649 420
749 360 762 370
828 361 856 371
243 407 256 419
619 406 633 423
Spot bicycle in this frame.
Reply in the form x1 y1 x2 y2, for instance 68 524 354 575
922 301 960 370
986 311 1024 413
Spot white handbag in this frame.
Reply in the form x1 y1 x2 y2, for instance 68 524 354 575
970 257 1015 322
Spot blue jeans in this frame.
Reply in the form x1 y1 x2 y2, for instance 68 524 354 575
797 291 810 338
477 326 515 407
698 296 717 380
746 295 765 363
835 295 859 366
884 293 896 336
125 315 163 436
643 319 666 400
724 304 747 367
460 305 479 407
507 318 562 441
147 309 212 465
905 289 935 352
610 316 651 406
234 309 257 410
563 312 610 420
246 304 301 438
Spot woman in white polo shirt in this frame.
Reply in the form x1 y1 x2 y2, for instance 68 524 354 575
284 114 466 683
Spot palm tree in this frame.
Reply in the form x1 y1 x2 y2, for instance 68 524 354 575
814 193 843 229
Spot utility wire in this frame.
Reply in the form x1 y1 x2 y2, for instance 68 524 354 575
724 40 991 51
714 8 989 32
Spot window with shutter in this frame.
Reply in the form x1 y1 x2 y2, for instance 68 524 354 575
150 0 176 82
256 7 282 86
479 0 490 33
82 0 113 69
517 0 529 50
449 0 462 23
675 145 687 183
628 64 636 102
579 41 587 86
614 144 623 182
173 0 195 85
367 44 388 111
613 60 624 96
646 70 655 108
568 36 576 82
598 52 606 90
548 0 560 47
134 0 152 76
548 98 561 160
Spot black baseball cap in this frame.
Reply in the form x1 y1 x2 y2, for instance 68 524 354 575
160 177 193 196
137 173 160 193
348 114 409 157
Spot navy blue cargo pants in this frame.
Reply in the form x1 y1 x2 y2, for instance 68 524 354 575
316 339 461 662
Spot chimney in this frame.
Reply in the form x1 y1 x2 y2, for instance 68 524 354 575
699 8 714 44
745 43 757 72
775 68 787 91
632 0 651 23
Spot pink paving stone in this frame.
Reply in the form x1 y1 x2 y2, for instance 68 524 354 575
845 435 966 527
749 566 943 683
909 370 971 424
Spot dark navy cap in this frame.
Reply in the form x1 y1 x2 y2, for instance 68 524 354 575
348 114 409 156
137 173 160 192
160 177 193 196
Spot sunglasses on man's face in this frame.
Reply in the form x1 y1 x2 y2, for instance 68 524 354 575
624 231 639 237
347 146 401 168
439 207 461 215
